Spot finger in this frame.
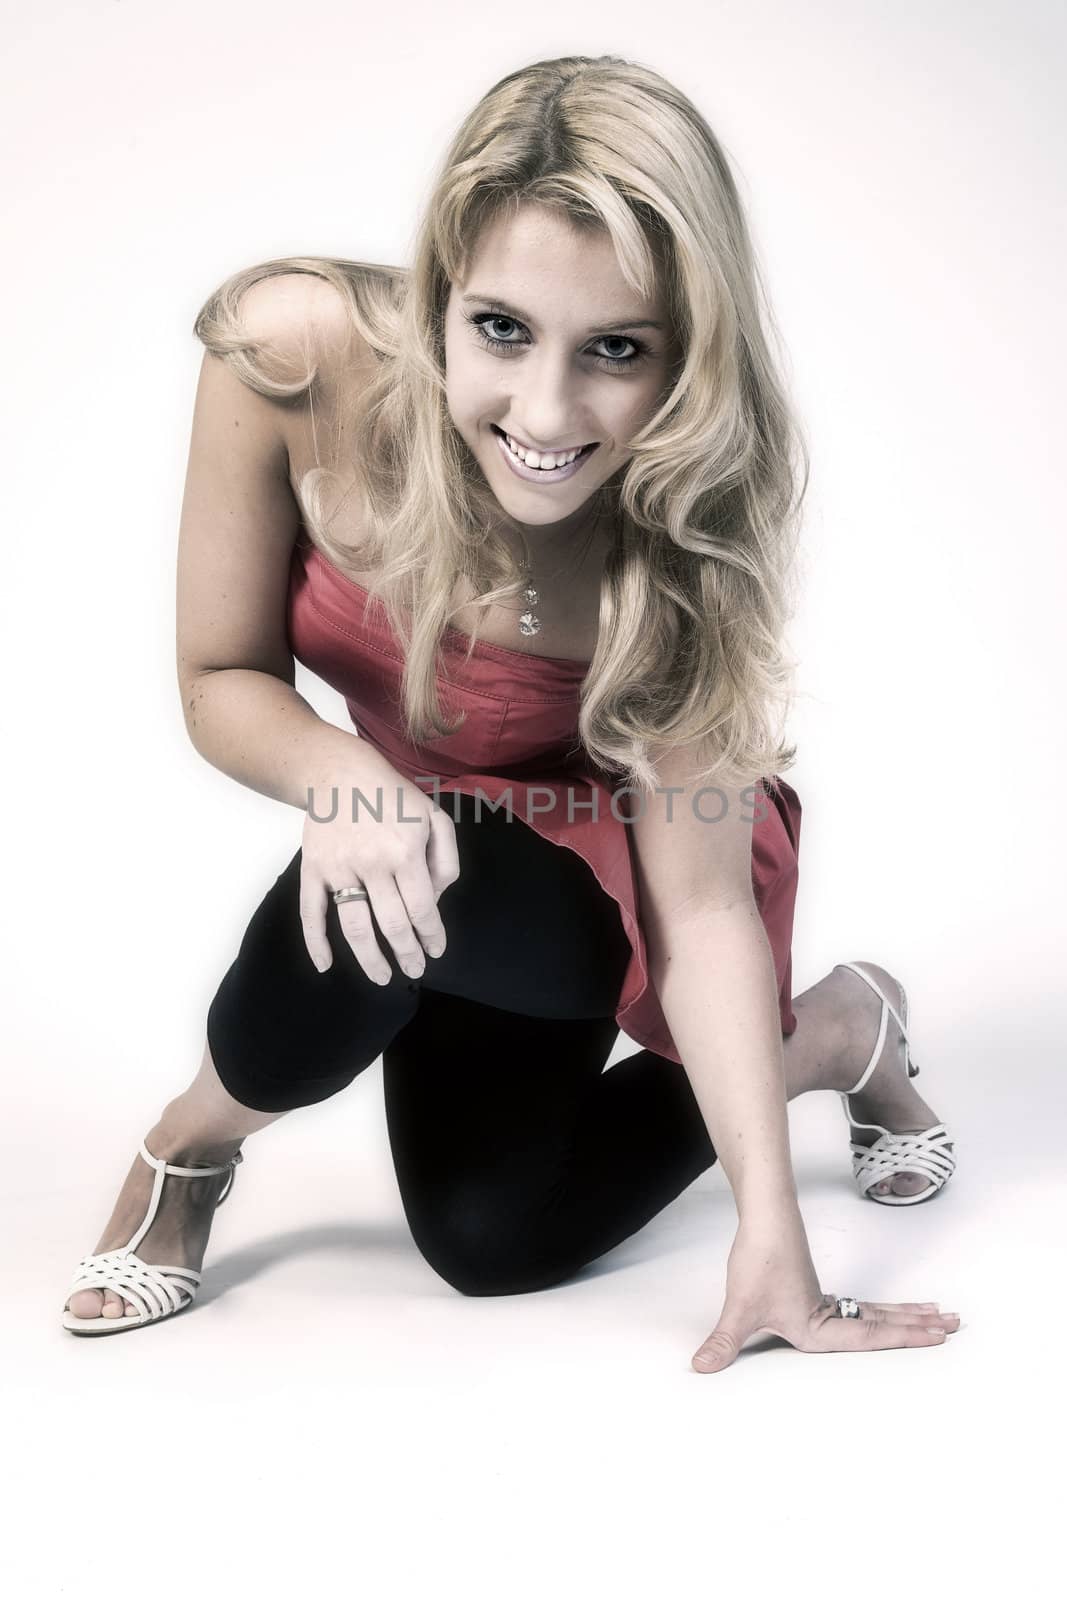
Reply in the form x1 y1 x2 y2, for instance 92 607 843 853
332 879 394 986
850 1301 959 1328
299 871 334 974
856 1304 934 1326
864 1301 942 1313
354 871 427 979
831 1301 952 1325
425 806 461 902
393 859 449 959
691 1319 752 1373
810 1313 950 1352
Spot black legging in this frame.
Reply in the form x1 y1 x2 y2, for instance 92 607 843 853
206 790 720 1296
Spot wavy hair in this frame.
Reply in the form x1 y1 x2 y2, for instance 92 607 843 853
193 53 808 795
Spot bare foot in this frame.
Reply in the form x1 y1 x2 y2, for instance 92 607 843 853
828 961 953 1198
64 1124 243 1323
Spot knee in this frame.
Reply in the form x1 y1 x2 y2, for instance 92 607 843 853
206 954 418 1111
404 1186 568 1297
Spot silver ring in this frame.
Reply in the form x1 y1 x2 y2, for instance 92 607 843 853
835 1296 861 1319
332 887 370 905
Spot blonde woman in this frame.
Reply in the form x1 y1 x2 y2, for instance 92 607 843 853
61 54 958 1367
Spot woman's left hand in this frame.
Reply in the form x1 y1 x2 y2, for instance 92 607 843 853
691 1208 960 1372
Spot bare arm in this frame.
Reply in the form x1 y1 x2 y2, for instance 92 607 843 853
177 275 395 811
184 666 398 813
643 895 798 1218
633 753 959 1371
174 272 459 988
629 752 800 1221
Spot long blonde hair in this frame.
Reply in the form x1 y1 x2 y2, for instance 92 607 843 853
193 53 808 795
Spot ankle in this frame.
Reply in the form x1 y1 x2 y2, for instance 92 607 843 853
827 963 896 1092
148 1101 245 1167
822 1027 862 1095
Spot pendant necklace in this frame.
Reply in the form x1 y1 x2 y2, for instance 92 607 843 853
514 516 602 638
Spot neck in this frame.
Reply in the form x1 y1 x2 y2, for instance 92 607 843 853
503 505 607 575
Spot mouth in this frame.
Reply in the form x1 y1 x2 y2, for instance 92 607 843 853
491 425 599 484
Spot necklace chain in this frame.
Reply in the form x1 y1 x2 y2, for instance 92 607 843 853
514 515 603 638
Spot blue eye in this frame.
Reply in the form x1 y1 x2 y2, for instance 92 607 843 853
463 310 649 372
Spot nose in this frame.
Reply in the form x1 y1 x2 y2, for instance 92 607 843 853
509 354 595 452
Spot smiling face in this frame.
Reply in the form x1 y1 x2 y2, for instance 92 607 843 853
443 203 677 553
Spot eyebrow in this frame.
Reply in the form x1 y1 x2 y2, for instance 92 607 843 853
460 292 664 335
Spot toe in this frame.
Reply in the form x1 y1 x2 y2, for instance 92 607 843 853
67 1288 105 1319
101 1291 126 1318
891 1172 932 1196
872 1181 892 1196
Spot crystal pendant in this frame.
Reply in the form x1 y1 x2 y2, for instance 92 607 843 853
519 580 541 637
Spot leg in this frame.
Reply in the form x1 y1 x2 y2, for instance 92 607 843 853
381 802 944 1292
779 970 853 1101
66 845 423 1323
384 988 713 1295
385 958 944 1297
790 962 952 1197
204 846 421 1112
384 974 858 1296
66 1038 292 1321
381 796 718 1295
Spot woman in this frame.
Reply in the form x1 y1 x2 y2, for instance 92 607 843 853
62 54 958 1366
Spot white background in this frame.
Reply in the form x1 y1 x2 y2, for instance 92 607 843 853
2 1 1063 1595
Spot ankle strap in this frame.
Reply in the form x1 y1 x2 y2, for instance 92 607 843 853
138 1139 242 1179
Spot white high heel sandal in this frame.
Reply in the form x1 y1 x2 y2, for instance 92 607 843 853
61 1139 243 1335
837 961 956 1206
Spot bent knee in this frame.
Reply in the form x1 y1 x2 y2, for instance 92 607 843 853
405 1190 571 1297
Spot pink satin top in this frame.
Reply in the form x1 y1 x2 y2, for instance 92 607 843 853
286 530 803 1060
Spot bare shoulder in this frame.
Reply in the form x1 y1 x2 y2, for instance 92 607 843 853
177 267 378 697
219 268 374 435
236 271 364 393
236 270 390 511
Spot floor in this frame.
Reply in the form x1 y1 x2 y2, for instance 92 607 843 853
5 1002 1058 1599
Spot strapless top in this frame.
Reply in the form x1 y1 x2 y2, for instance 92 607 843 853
286 530 803 1059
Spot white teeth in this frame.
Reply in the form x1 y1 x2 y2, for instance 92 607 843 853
503 431 583 470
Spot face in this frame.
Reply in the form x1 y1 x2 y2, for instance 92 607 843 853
443 203 677 552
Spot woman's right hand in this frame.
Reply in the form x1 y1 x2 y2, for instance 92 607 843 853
299 752 460 984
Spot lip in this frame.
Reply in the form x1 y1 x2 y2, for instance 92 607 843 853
492 428 599 485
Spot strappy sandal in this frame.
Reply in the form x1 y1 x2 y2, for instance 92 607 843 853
837 960 956 1206
61 1139 244 1335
